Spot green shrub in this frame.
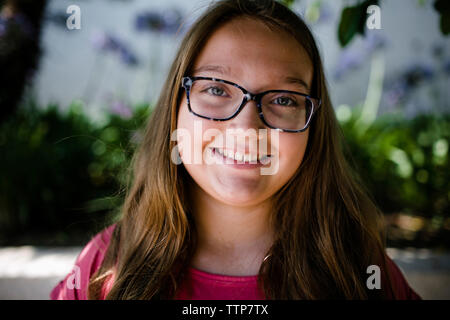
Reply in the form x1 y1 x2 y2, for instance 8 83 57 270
339 107 449 248
0 100 149 245
0 99 448 247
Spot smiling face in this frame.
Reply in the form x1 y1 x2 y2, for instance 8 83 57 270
176 17 314 208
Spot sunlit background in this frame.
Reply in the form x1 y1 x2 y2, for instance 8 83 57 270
0 0 449 299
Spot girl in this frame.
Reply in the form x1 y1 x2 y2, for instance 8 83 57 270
51 0 420 300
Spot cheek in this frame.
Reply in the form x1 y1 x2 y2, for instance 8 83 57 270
278 131 309 178
176 99 217 163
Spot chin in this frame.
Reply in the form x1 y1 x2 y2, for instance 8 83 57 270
214 189 269 208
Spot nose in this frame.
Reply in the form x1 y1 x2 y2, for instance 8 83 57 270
227 98 265 131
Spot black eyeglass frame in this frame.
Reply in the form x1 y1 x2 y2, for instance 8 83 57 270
181 76 322 133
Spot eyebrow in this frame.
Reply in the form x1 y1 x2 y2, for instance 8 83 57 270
284 76 310 91
193 65 231 75
193 64 310 91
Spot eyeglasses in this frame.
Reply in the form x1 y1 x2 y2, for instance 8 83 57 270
181 76 321 132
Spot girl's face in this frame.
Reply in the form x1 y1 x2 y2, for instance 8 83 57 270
177 17 313 207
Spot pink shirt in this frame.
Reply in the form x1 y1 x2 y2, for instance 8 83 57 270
50 225 420 300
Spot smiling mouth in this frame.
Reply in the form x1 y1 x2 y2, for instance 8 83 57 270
211 147 272 165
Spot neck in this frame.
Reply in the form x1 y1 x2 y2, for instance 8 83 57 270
189 183 274 275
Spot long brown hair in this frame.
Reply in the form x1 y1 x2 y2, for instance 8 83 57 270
89 0 393 299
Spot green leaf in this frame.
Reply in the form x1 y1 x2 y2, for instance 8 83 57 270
434 0 450 35
338 0 379 47
278 0 296 8
434 0 450 12
440 14 450 34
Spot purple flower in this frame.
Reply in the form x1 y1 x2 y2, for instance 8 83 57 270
402 64 434 87
134 9 183 34
363 32 386 52
333 32 387 80
119 46 138 66
385 80 408 107
333 49 364 80
91 31 121 52
135 12 163 31
110 100 133 119
444 59 450 75
90 31 139 66
384 63 434 107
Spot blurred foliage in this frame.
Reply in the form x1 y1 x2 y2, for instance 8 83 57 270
278 0 449 47
279 0 295 8
0 0 448 247
0 0 47 123
337 0 378 47
0 99 150 245
434 0 450 35
0 98 448 248
338 106 450 248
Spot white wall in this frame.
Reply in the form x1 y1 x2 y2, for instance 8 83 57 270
32 0 449 121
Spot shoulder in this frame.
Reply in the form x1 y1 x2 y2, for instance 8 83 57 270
384 255 421 300
49 224 116 300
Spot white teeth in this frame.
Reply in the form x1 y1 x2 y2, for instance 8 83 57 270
214 148 270 164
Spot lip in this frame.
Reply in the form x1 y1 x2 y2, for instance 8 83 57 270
210 147 270 169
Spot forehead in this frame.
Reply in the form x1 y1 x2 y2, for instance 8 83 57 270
191 17 313 90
